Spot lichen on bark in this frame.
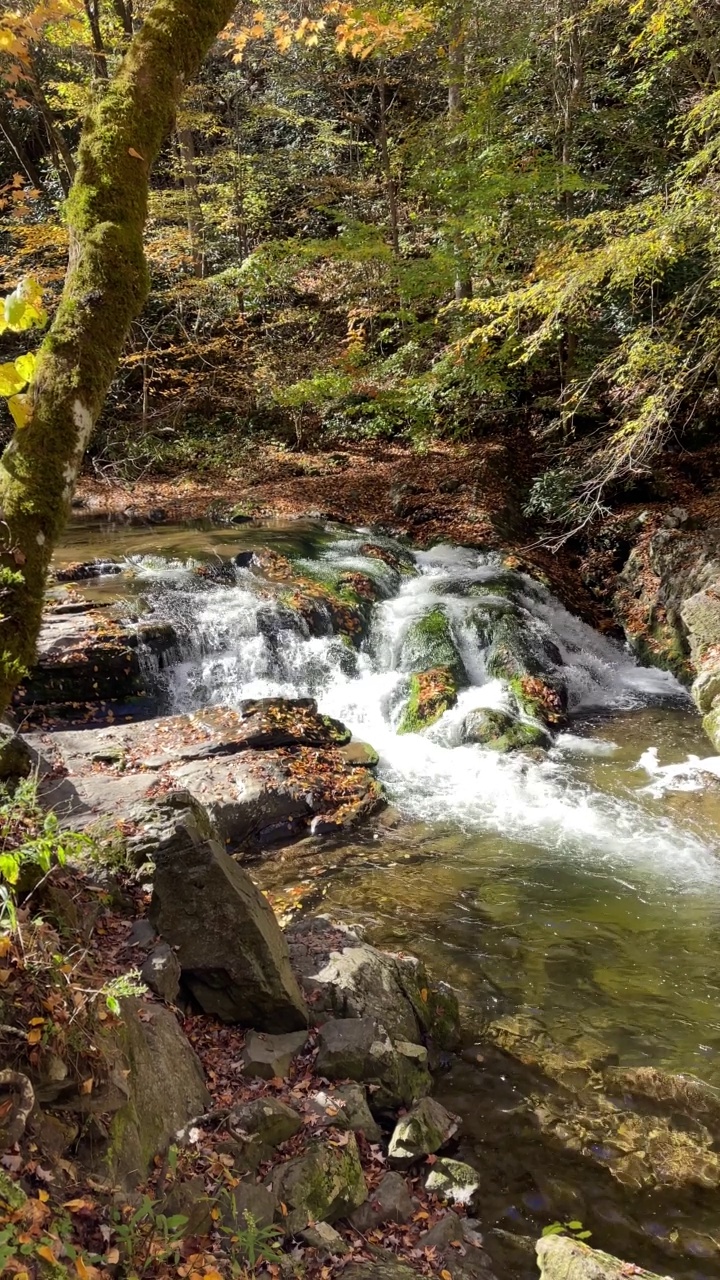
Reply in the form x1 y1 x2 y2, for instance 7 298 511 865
0 0 238 710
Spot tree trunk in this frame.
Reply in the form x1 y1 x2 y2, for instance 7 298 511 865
377 68 400 258
112 0 135 37
83 0 110 79
177 125 206 277
447 5 472 301
0 0 237 711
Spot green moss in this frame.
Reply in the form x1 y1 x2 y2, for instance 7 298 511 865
399 665 459 734
401 607 466 685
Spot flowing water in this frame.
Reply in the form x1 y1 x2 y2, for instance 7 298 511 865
56 518 720 1272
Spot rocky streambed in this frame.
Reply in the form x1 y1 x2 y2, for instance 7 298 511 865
4 516 720 1278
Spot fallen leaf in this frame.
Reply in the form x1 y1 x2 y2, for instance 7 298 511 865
128 147 145 160
27 1028 42 1045
105 1248 120 1264
37 1246 56 1265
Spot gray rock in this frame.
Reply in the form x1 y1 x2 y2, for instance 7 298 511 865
307 1083 382 1142
148 796 308 1030
421 1213 496 1280
315 1017 431 1112
536 1236 671 1280
349 1171 416 1231
0 723 32 780
241 1030 308 1079
141 943 181 1004
264 1133 367 1233
229 1096 303 1146
388 1096 460 1164
420 1211 464 1248
223 1179 278 1232
301 1221 350 1257
425 1157 481 1207
343 1252 422 1280
161 1176 213 1237
128 918 157 948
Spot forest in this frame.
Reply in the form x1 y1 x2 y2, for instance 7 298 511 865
3 5 720 1280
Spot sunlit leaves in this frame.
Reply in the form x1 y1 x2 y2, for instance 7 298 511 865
0 278 47 335
230 0 431 62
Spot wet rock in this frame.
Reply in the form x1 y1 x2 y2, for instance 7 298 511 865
420 1213 496 1280
148 794 309 1030
425 1157 481 1206
0 722 32 780
603 1064 720 1136
301 1221 350 1257
264 1133 367 1233
398 607 467 732
462 707 551 752
223 1179 278 1232
536 1236 670 1280
307 1083 382 1141
315 1017 431 1112
229 1097 303 1148
287 917 460 1049
128 918 157 948
399 665 462 734
339 740 380 768
349 1171 416 1230
53 559 123 583
140 942 181 1003
388 1096 460 1164
241 1030 308 1079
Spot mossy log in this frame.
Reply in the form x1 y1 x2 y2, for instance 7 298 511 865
0 0 237 711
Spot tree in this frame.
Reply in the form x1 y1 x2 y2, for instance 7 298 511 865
0 0 238 711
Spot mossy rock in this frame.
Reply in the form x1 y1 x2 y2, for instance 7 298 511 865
399 666 460 734
400 607 466 685
703 703 720 750
264 1133 367 1233
0 723 32 780
464 707 551 752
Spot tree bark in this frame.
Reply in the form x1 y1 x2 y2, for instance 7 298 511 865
83 0 110 79
177 125 206 277
112 0 135 37
0 0 237 710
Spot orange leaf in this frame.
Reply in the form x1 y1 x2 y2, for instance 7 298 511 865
105 1248 120 1264
75 1257 90 1280
27 1028 42 1045
64 1198 94 1212
441 1272 452 1280
29 1016 45 1026
37 1246 56 1265
37 1189 49 1202
128 147 145 161
420 987 428 1002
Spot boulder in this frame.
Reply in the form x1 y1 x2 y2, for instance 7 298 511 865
388 1097 460 1164
301 1221 350 1257
349 1171 416 1231
420 1213 496 1280
399 666 461 734
223 1179 278 1233
343 1253 422 1280
307 1083 382 1142
425 1157 481 1207
536 1237 671 1280
397 607 467 733
101 1000 210 1187
0 723 32 780
229 1097 303 1147
241 1030 308 1079
161 1176 213 1237
463 707 551 753
148 795 308 1030
315 1017 431 1112
264 1133 367 1233
140 943 181 1004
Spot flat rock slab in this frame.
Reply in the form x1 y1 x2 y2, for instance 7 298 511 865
242 1030 309 1079
30 699 384 845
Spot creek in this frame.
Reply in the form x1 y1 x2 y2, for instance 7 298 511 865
55 517 720 1276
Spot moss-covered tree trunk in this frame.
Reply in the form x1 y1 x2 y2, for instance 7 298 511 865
0 0 237 712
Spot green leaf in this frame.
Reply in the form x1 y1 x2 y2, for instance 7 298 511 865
567 1222 584 1230
541 1224 565 1236
106 994 120 1016
0 363 27 397
576 1231 592 1240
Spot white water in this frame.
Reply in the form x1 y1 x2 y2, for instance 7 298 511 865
132 536 719 882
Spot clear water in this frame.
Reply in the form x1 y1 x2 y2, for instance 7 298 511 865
57 518 720 1272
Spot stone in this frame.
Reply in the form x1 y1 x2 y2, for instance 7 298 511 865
420 1211 464 1249
349 1171 416 1230
339 740 380 768
148 795 308 1030
463 707 551 752
0 723 32 780
307 1083 382 1142
264 1133 367 1233
301 1221 350 1257
102 1000 210 1187
315 1017 431 1112
141 943 181 1004
425 1157 481 1207
420 1213 496 1280
536 1236 671 1280
223 1179 278 1232
241 1030 308 1079
128 918 157 948
388 1096 460 1164
691 662 720 714
161 1176 213 1237
343 1252 422 1280
229 1097 303 1147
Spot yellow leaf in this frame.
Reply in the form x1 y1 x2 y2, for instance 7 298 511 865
79 1077 94 1095
0 936 11 957
29 1016 45 1026
202 1273 223 1280
105 1248 120 1264
441 1272 452 1280
210 1206 220 1220
75 1256 90 1280
38 1189 49 1202
8 393 30 429
0 968 11 983
64 1198 94 1211
27 1027 42 1044
37 1246 56 1264
420 987 428 1002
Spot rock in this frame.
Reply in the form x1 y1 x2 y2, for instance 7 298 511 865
536 1236 671 1280
229 1097 303 1147
223 1179 278 1232
315 1017 431 1112
141 943 181 1004
420 1211 465 1249
288 917 461 1049
148 795 308 1030
307 1083 382 1142
161 1176 213 1237
349 1171 416 1230
425 1157 481 1206
128 918 157 948
241 1030 308 1079
35 701 384 842
463 707 551 752
397 607 467 733
388 1097 460 1164
602 1064 720 1136
264 1133 367 1233
31 1109 78 1158
301 1221 350 1257
102 1000 210 1186
399 666 461 733
53 559 123 583
339 740 380 768
420 1213 496 1280
343 1252 422 1279
0 722 32 779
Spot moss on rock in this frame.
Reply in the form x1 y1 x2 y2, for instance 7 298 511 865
398 666 459 733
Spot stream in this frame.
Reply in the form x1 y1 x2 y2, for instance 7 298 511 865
55 517 720 1276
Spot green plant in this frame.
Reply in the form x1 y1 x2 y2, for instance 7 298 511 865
0 779 94 931
100 968 148 1017
219 1205 285 1273
542 1219 592 1241
110 1194 189 1279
